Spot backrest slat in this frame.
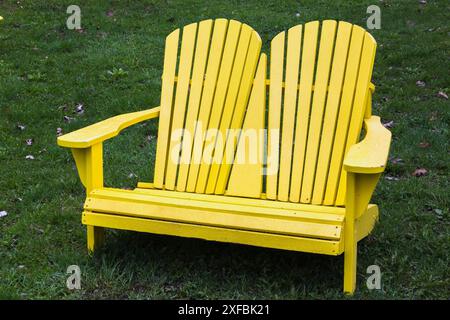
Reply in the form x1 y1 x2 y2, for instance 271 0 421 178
278 25 302 202
176 19 213 192
153 19 262 194
289 21 319 202
311 21 352 204
164 23 197 190
266 32 285 200
323 25 365 205
153 29 180 188
206 24 254 194
186 19 229 192
196 20 242 193
300 20 337 204
335 32 377 205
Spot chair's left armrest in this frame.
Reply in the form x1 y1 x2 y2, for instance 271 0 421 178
57 106 160 148
344 116 392 174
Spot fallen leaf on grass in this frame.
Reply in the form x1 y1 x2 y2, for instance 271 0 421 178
383 120 394 129
25 138 33 146
416 80 426 87
385 175 400 181
390 157 404 164
418 141 430 148
0 211 7 218
106 10 114 17
75 103 84 114
128 173 137 179
17 124 25 130
63 115 75 123
56 128 63 136
412 168 428 177
25 155 35 160
437 91 448 99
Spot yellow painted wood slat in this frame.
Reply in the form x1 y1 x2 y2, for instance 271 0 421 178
186 19 229 192
226 54 267 198
153 29 180 188
214 32 262 194
323 25 365 205
289 21 319 202
312 21 352 204
266 31 285 200
205 24 253 194
300 20 337 203
164 23 197 190
83 211 343 255
196 20 242 193
176 19 213 192
132 186 346 218
85 189 343 240
278 25 302 202
335 32 377 205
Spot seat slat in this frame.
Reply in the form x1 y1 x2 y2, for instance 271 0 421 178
266 32 285 200
312 21 352 204
164 23 197 190
86 188 343 240
176 19 213 192
300 20 337 203
289 21 319 202
153 29 180 188
278 25 302 201
323 25 365 205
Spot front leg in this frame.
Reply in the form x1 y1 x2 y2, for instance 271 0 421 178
87 225 105 254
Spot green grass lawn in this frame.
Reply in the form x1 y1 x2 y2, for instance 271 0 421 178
0 0 448 299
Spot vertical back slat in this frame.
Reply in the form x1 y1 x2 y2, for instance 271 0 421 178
176 19 213 192
289 21 319 202
214 32 262 194
300 20 337 203
323 25 365 205
153 29 180 188
196 20 242 193
164 23 198 190
335 32 377 205
186 19 229 192
266 32 285 200
278 25 302 201
205 24 253 194
311 21 352 204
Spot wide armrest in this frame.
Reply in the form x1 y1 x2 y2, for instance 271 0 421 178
344 116 392 174
57 107 160 148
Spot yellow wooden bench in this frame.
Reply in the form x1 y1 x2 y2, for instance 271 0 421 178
58 19 391 294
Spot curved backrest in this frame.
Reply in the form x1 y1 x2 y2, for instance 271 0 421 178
266 20 376 206
153 19 262 194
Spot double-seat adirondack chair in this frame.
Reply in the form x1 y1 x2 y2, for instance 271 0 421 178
57 19 391 294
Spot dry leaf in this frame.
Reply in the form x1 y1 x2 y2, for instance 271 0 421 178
437 91 448 99
56 127 63 136
25 138 33 146
416 80 426 87
75 103 84 114
418 141 430 148
412 168 428 177
383 120 394 129
419 0 427 4
63 115 74 123
17 124 26 130
128 173 137 179
390 157 403 164
25 155 35 160
385 176 400 181
0 210 7 218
